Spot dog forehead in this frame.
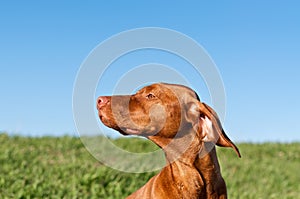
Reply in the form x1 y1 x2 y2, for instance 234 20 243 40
161 83 194 92
161 83 198 98
140 83 199 102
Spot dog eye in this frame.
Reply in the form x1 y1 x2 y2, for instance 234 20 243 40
146 93 155 99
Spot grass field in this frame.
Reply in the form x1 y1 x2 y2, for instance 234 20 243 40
0 133 299 199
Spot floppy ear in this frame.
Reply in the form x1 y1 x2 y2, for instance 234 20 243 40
198 102 241 157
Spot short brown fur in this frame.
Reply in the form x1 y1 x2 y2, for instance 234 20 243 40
97 83 240 199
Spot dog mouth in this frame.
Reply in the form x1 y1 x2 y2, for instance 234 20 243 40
98 112 107 123
98 112 142 135
98 109 156 136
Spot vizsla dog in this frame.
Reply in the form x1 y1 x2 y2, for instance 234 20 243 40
97 83 241 199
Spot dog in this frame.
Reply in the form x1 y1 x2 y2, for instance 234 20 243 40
97 83 240 199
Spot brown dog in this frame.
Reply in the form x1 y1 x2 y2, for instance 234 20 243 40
97 83 240 199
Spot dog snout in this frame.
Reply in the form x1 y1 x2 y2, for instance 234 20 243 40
97 96 110 109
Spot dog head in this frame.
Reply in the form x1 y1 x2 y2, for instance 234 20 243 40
97 83 240 157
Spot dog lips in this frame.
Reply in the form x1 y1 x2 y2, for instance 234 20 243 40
126 128 140 134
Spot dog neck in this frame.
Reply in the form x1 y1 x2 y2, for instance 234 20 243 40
194 142 227 197
148 133 224 195
148 129 201 165
195 142 222 179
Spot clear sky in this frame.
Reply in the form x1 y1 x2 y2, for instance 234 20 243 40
0 1 299 142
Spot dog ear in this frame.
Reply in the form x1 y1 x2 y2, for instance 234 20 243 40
197 102 241 157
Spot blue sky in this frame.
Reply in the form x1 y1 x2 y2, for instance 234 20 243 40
0 1 299 142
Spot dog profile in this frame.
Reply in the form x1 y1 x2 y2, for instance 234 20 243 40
97 83 240 199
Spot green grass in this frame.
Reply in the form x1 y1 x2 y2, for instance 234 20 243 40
0 133 299 199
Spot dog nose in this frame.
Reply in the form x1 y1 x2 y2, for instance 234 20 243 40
97 96 110 109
